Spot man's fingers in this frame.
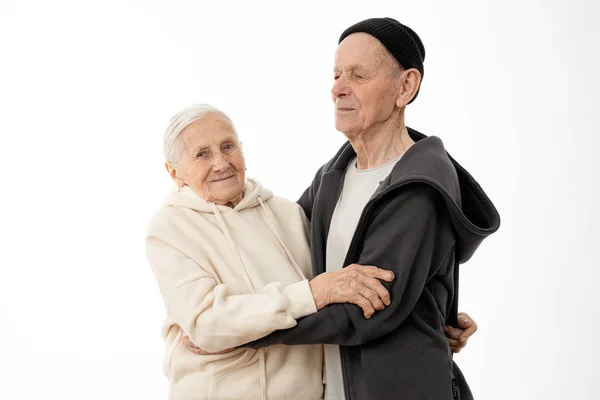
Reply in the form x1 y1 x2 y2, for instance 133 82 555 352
182 335 199 349
450 346 462 354
190 347 206 355
182 336 212 355
182 336 235 355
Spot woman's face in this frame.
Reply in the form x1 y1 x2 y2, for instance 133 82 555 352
170 113 246 205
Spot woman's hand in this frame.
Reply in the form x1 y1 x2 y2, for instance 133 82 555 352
309 264 395 319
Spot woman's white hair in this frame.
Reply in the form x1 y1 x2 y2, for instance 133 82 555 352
163 103 237 165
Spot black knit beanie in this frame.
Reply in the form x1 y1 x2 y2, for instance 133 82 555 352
339 17 426 103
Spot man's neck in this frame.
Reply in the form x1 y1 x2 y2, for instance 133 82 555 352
350 118 415 170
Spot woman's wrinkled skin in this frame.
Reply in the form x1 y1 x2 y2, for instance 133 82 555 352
166 112 246 206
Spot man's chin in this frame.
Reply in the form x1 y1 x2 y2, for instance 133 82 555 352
335 124 357 138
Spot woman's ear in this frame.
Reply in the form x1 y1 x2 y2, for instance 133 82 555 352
165 162 177 180
165 162 184 187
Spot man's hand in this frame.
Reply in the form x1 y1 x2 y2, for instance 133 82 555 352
182 335 234 355
444 312 478 353
309 264 395 319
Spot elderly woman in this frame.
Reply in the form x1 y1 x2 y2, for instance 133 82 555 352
146 104 476 400
146 103 399 400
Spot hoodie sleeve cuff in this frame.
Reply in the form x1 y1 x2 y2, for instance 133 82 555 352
281 279 318 319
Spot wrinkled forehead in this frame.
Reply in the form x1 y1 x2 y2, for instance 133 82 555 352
180 113 237 145
334 33 389 69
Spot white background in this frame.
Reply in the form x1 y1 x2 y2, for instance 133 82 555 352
1 1 599 399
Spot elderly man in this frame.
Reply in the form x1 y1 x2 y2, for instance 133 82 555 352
236 17 501 400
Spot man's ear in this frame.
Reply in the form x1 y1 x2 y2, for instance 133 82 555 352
396 68 422 107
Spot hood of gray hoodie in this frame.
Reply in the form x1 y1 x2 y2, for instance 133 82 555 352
327 127 500 264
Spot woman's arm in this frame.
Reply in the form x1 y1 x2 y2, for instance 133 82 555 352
146 236 316 352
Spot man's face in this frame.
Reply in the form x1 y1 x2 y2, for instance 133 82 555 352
332 33 402 138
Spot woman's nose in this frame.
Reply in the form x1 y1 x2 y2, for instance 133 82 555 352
212 153 230 170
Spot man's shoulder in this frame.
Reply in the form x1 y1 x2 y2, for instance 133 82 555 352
323 141 354 172
387 136 460 201
376 183 442 216
308 141 354 186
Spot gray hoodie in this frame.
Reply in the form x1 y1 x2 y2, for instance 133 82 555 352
246 128 501 400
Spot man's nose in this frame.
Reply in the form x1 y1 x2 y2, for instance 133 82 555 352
332 75 350 99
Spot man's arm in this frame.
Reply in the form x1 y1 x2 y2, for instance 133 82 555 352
246 184 456 348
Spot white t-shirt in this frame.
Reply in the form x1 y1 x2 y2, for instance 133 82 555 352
324 154 402 400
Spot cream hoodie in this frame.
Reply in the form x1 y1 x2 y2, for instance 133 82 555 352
146 179 324 400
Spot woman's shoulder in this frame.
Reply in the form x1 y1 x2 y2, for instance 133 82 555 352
145 193 193 237
265 194 302 213
265 195 309 231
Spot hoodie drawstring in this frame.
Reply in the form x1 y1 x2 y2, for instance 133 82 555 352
209 197 305 400
209 202 267 400
210 203 257 294
257 197 306 280
258 350 267 400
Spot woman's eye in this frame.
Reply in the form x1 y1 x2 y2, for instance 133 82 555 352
334 75 340 80
223 144 233 151
197 152 206 158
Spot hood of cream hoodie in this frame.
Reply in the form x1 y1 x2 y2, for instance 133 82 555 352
166 178 274 213
146 178 323 400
